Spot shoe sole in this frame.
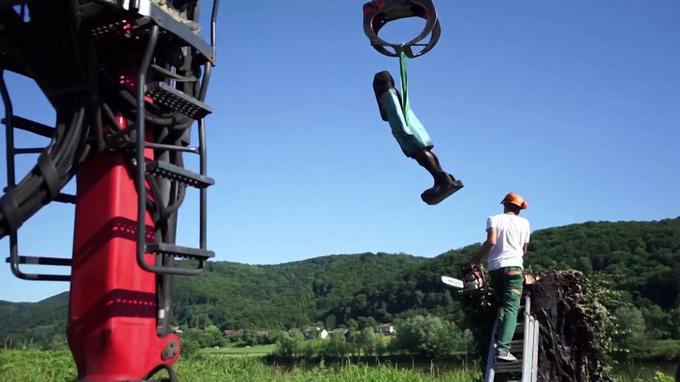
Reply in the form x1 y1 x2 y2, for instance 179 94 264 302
421 178 464 205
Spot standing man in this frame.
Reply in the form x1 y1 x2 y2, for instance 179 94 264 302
468 192 530 362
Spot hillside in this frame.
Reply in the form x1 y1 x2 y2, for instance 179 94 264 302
1 218 679 346
0 292 69 347
0 253 426 344
330 218 680 342
171 253 427 329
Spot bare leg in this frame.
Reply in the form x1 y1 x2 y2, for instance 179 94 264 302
411 149 453 186
411 149 464 205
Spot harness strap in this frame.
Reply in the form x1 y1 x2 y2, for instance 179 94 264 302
399 46 409 113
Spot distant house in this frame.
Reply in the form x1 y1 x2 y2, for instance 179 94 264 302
256 330 269 338
288 328 302 336
223 329 243 337
330 328 348 337
375 324 396 335
319 329 329 340
303 326 329 340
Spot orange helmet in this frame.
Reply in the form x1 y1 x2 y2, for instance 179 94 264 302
501 192 528 209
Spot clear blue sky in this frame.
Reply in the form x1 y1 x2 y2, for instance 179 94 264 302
1 1 679 302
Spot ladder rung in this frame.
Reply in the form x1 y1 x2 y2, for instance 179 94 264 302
145 142 200 154
509 339 523 349
146 161 214 189
54 193 77 204
14 147 44 154
6 256 72 266
146 243 214 261
2 116 54 138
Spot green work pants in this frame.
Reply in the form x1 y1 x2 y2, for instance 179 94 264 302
490 266 524 351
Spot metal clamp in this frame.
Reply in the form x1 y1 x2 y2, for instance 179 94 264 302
363 0 441 58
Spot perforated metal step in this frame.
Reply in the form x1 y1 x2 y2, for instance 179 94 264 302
146 243 214 261
86 0 214 63
146 82 212 120
146 161 214 189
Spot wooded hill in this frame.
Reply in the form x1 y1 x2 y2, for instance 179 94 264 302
1 217 678 346
171 253 426 329
0 253 426 344
330 217 680 343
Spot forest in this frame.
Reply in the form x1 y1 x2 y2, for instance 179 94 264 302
1 218 679 361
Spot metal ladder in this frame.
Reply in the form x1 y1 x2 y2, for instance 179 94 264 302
485 294 540 382
1 80 75 281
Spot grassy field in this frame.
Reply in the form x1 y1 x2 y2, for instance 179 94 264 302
201 343 277 357
0 349 676 381
0 350 480 382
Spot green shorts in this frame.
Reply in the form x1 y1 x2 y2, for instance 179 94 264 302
381 89 433 157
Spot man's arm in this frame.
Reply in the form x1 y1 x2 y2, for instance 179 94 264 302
523 243 528 255
469 227 497 265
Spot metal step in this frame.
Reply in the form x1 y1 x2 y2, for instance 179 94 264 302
486 294 540 382
494 360 524 374
86 1 214 64
146 243 214 261
146 161 214 189
146 82 212 120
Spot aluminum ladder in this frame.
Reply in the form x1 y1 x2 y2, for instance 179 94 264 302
485 294 540 382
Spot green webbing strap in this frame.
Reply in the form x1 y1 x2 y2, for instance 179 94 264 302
398 46 409 114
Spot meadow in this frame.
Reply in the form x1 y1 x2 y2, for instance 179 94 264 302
0 349 676 382
0 349 480 382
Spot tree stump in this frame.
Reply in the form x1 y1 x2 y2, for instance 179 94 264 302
462 270 614 382
526 271 613 382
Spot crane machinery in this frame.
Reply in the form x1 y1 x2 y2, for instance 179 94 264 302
1 0 218 380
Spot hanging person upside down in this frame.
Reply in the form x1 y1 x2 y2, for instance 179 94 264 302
372 71 463 205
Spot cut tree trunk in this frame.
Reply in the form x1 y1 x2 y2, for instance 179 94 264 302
527 271 613 382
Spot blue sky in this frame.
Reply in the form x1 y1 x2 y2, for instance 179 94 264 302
1 1 679 302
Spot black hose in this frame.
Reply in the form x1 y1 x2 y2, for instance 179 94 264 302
150 65 197 82
0 107 85 238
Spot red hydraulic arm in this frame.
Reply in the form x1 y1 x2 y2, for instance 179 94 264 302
67 119 180 381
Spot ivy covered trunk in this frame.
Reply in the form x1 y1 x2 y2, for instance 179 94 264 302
462 270 616 382
527 271 614 382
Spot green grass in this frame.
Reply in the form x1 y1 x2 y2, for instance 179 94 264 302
1 349 674 381
0 350 480 381
174 357 481 382
0 350 76 382
201 343 277 357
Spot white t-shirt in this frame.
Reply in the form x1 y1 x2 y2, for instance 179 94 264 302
486 213 531 271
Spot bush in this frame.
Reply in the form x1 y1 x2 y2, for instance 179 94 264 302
273 333 302 359
392 315 472 359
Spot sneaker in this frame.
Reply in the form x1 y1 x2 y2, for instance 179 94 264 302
495 348 518 362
